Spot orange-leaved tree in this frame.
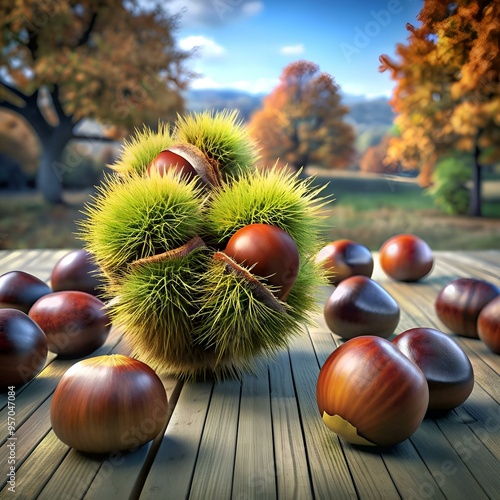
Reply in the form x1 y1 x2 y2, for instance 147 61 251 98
0 1 191 203
380 0 500 216
248 60 355 171
359 134 400 174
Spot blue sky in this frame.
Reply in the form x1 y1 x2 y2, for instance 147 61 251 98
165 0 424 98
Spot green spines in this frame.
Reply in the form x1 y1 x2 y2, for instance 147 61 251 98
80 110 330 379
174 109 258 179
112 122 174 175
79 171 204 280
205 167 330 256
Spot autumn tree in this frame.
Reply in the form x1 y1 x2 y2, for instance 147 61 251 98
359 134 400 174
248 61 355 171
380 0 500 216
0 1 191 203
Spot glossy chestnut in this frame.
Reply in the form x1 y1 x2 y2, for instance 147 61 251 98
478 295 500 354
51 249 103 296
315 239 373 285
147 149 197 180
379 234 433 282
435 278 500 338
323 275 400 339
0 271 51 314
0 308 48 388
392 327 474 411
317 336 429 446
29 291 110 358
50 355 168 453
224 223 300 300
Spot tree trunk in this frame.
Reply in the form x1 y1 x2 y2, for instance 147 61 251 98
469 141 482 217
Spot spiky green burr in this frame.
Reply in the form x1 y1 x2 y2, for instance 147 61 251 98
78 171 205 282
174 109 258 180
80 111 330 379
203 167 329 256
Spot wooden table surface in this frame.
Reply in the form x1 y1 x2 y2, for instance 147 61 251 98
0 249 499 500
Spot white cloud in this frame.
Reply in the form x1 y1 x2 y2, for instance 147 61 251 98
190 76 279 95
241 1 264 18
280 44 305 56
178 36 226 59
166 1 264 27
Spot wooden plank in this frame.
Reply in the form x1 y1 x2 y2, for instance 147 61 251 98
37 448 104 500
232 370 276 500
459 383 500 462
0 430 70 498
188 379 240 500
139 381 213 499
435 415 500 499
287 329 357 498
380 440 446 500
0 397 52 491
409 419 488 499
269 349 312 500
307 326 402 500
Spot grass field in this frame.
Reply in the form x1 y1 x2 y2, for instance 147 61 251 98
1 171 499 251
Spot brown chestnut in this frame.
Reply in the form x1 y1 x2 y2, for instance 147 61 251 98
0 308 48 388
0 270 52 313
29 291 111 358
224 223 300 301
323 276 400 339
435 278 500 338
147 149 197 180
379 234 433 282
478 295 500 353
392 327 474 411
51 249 103 297
317 336 429 446
315 239 373 285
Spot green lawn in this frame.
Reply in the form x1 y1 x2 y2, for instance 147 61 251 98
1 171 499 251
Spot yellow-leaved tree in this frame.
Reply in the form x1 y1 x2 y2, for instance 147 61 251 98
248 60 355 171
380 0 500 216
0 1 192 203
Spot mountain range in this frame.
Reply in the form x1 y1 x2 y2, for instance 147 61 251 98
184 89 396 129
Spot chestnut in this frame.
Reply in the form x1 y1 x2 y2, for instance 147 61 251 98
379 234 433 282
315 239 373 285
148 149 197 180
317 336 429 446
29 291 111 358
0 270 52 314
50 354 168 453
478 295 500 353
0 308 48 388
323 276 400 339
435 278 500 338
392 327 474 411
51 249 103 297
224 223 300 300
